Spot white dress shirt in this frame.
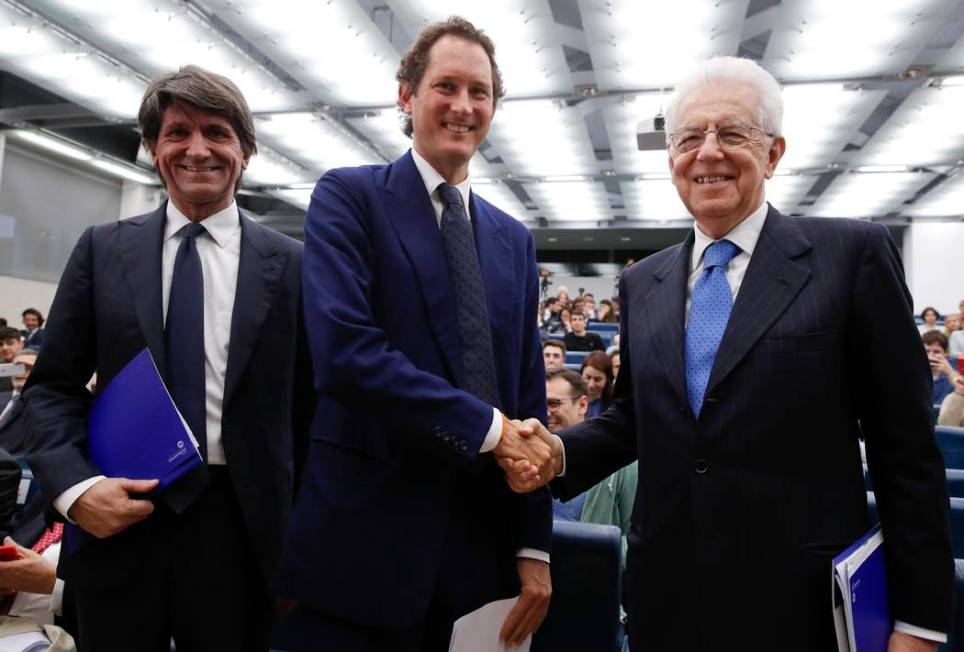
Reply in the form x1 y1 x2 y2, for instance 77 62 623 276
411 149 548 565
54 201 241 519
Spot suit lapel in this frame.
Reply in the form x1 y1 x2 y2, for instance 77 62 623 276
384 152 464 385
118 205 166 375
704 207 812 400
223 213 288 406
644 235 692 412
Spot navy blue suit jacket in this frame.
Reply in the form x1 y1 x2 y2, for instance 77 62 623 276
555 207 953 650
275 152 551 628
22 203 312 587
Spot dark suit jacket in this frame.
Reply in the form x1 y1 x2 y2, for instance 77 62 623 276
554 206 953 650
22 202 312 587
23 329 43 350
0 394 26 455
275 152 551 628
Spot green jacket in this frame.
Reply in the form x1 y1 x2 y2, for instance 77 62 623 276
580 461 638 568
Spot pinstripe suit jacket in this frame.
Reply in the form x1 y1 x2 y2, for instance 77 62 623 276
554 205 953 651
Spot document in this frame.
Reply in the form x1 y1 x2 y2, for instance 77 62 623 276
87 348 202 491
448 597 531 652
832 524 891 652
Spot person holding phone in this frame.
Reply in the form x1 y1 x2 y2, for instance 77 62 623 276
923 331 959 406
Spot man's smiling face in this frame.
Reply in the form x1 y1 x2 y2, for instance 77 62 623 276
151 101 249 220
398 34 496 184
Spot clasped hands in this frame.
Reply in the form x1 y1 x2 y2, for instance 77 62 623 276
493 418 563 493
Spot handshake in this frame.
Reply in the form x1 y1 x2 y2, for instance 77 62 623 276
493 418 564 493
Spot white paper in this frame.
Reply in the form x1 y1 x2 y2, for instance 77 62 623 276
448 597 532 652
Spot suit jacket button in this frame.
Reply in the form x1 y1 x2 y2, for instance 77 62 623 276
694 458 708 474
459 441 468 451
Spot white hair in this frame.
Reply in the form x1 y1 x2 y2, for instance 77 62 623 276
664 56 784 137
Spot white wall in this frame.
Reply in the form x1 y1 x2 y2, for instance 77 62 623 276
0 275 57 328
904 223 964 316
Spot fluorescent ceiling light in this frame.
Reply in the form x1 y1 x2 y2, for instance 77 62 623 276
524 181 612 222
92 160 157 185
244 151 314 186
905 172 964 217
765 174 816 210
936 75 964 87
810 171 934 218
10 130 92 161
386 0 573 98
473 183 529 221
855 165 909 173
620 180 689 221
488 100 597 177
346 111 412 161
579 0 749 90
257 112 382 173
268 188 313 211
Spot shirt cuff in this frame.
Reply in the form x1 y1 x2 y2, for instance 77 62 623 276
53 476 106 522
479 408 503 453
893 621 946 643
516 548 550 564
555 434 567 477
50 579 64 616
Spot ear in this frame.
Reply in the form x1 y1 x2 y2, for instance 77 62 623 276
578 396 589 417
764 135 787 179
398 82 414 115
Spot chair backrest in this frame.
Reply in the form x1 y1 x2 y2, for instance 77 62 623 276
936 426 964 470
589 323 619 333
867 491 964 557
531 521 622 652
565 351 590 365
947 469 964 498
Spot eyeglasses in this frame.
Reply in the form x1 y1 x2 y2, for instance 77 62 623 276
547 397 581 409
668 124 773 153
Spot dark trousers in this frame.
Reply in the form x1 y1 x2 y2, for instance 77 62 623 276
70 467 270 652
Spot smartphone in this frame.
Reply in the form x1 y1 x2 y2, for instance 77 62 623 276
0 546 19 562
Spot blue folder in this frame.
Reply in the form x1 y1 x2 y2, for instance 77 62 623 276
87 347 202 491
832 524 891 652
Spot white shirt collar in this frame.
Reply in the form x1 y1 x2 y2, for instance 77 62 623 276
164 200 241 248
691 200 769 272
410 148 472 213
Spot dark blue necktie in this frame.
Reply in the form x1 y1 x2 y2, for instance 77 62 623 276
163 221 208 511
685 239 741 417
437 183 500 408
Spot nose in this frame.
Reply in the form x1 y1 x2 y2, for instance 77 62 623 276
450 88 472 116
696 131 724 162
185 130 210 158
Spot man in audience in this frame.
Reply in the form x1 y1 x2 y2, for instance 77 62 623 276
564 312 605 352
0 328 23 394
503 56 952 651
923 331 959 406
950 299 964 355
274 16 551 652
23 65 311 651
19 310 44 350
0 347 37 454
543 340 566 371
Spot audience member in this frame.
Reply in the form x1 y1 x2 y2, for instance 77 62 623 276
597 299 617 323
564 312 605 352
609 350 621 380
923 331 958 406
950 300 964 355
543 297 562 332
581 351 614 418
919 306 941 334
556 307 573 335
556 287 570 309
19 310 44 351
543 340 566 371
938 377 964 427
942 313 960 340
581 293 598 321
0 329 23 394
0 348 37 454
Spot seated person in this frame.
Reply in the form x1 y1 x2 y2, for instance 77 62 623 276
951 300 964 355
0 329 23 394
938 376 964 427
563 312 605 352
918 306 941 335
923 331 958 406
543 340 566 371
0 348 38 455
581 351 614 417
546 368 636 563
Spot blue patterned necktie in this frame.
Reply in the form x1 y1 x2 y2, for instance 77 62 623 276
685 239 741 417
437 183 500 408
163 221 208 511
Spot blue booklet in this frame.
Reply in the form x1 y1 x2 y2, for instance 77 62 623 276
87 347 202 491
832 524 891 652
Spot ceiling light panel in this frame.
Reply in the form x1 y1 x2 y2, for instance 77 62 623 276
857 85 964 167
473 183 530 221
578 0 749 90
904 172 964 217
207 0 399 107
604 95 670 175
487 100 597 177
0 4 144 118
523 181 612 222
268 188 312 211
764 174 816 211
809 172 934 218
256 113 383 174
765 0 955 81
346 111 413 161
779 84 885 170
620 180 688 221
28 0 300 113
244 150 315 186
386 0 572 98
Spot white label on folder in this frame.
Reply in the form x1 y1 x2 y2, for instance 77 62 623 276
16 478 29 505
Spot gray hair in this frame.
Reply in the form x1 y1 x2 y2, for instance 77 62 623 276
664 56 784 138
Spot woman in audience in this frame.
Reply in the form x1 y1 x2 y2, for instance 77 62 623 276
597 299 617 323
923 331 958 406
581 351 614 418
943 313 961 340
918 306 941 334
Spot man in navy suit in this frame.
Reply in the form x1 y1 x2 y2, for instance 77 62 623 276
22 65 311 651
275 16 552 652
504 57 953 652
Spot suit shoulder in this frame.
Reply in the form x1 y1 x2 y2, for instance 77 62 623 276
320 162 390 192
791 215 885 240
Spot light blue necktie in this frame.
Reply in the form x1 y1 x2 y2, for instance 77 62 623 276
685 239 741 417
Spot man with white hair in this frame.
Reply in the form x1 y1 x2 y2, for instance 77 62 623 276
502 56 952 651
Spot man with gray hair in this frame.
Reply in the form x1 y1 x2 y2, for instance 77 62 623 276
23 65 311 650
503 56 952 651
